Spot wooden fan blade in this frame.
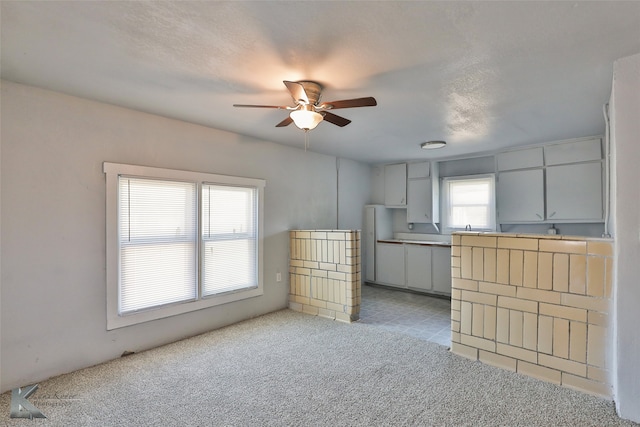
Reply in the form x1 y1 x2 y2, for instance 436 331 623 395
233 104 288 109
319 97 377 110
275 116 293 127
283 81 309 104
322 112 351 127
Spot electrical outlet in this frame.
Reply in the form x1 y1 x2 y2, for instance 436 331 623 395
276 272 282 282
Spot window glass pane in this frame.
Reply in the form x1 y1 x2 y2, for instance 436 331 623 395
202 184 258 296
120 243 196 313
202 240 256 294
451 206 490 228
450 181 490 205
119 177 197 313
202 185 255 238
120 178 196 241
445 177 494 229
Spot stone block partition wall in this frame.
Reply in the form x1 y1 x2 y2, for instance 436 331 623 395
289 230 361 323
450 232 613 397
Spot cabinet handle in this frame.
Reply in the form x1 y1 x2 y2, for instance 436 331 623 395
549 211 556 218
536 213 542 219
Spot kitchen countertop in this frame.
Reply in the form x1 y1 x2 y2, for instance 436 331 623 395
377 239 452 247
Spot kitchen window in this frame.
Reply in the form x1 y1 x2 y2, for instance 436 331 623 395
442 175 496 232
104 162 265 330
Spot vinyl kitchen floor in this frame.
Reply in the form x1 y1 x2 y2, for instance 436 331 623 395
359 283 452 347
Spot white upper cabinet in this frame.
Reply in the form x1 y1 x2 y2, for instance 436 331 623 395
384 163 407 207
497 169 545 222
496 147 544 171
546 162 603 221
406 161 439 224
407 161 430 179
383 137 604 225
407 178 434 223
544 138 602 165
497 138 604 224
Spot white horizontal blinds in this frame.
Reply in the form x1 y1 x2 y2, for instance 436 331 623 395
202 184 257 296
448 178 492 228
119 177 197 314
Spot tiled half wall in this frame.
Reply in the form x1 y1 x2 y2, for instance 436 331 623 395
450 232 613 397
289 230 361 323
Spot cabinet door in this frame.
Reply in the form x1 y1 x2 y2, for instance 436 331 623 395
408 161 430 179
407 178 433 223
384 163 407 207
364 207 376 282
431 247 452 295
375 243 405 288
544 138 602 166
497 169 545 222
496 147 544 171
406 245 432 291
546 162 603 221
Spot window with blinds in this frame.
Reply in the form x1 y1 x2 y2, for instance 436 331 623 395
442 175 496 231
104 162 265 329
201 184 258 296
119 177 198 314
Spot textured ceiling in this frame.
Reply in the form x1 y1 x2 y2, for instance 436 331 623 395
2 1 639 164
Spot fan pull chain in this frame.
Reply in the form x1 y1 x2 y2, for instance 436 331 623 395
304 130 310 151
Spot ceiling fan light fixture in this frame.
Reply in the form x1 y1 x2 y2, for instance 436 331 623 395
290 108 323 131
234 80 376 130
420 140 447 150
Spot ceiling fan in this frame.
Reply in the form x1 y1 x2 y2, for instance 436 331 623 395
233 80 377 131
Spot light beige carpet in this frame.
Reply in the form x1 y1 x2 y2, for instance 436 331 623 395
0 309 636 426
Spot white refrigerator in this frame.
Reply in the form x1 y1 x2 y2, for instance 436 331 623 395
364 204 393 282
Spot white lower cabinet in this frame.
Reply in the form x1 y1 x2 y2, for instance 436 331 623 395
376 243 405 288
431 247 452 294
375 242 451 295
406 245 432 291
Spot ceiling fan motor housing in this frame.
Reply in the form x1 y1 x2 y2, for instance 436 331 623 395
297 81 323 106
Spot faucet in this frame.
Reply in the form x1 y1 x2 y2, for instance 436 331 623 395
465 224 471 231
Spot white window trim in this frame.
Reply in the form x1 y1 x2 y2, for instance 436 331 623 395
104 162 265 330
441 173 496 234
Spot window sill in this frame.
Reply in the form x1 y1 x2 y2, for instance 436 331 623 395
107 286 263 330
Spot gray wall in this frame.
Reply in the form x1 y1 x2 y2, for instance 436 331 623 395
338 158 371 230
0 80 371 392
370 165 385 205
611 52 640 423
